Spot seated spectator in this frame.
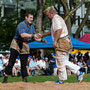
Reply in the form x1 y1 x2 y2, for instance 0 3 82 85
73 55 78 63
87 57 90 73
70 57 77 65
27 56 38 77
45 57 49 69
51 53 57 76
3 55 9 67
37 57 47 75
83 52 89 63
77 56 88 74
37 57 46 69
0 54 4 77
27 56 32 66
77 52 82 62
48 56 54 75
12 59 21 77
77 56 83 67
44 57 53 75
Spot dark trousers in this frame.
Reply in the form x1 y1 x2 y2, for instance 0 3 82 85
5 48 28 78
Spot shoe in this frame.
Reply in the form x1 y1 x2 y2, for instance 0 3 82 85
77 71 85 83
22 77 28 82
2 76 8 83
56 80 64 84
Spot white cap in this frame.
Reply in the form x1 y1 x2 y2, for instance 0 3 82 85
0 54 3 57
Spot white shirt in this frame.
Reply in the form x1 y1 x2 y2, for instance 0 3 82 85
3 59 8 65
51 14 68 41
14 59 21 68
37 60 46 68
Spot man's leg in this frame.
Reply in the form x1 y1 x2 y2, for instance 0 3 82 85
56 51 67 84
65 56 80 74
20 54 28 82
65 53 85 83
2 48 19 83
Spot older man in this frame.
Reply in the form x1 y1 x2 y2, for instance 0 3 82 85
36 6 85 84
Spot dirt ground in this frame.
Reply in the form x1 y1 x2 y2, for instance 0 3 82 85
0 81 90 90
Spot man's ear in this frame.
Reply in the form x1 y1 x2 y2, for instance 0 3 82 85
25 16 27 20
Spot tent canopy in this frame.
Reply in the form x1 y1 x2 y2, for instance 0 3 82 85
78 33 90 43
28 35 90 49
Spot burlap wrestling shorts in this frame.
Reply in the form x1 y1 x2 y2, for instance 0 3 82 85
10 39 30 54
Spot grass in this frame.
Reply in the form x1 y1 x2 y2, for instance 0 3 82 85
0 74 90 83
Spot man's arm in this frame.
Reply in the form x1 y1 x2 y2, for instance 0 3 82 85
20 33 33 39
53 29 62 48
35 31 51 39
34 30 51 41
41 30 51 38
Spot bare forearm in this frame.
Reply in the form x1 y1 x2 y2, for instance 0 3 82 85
42 31 51 38
20 33 33 39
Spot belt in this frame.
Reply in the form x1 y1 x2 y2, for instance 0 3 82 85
14 39 35 43
59 35 68 39
14 39 29 43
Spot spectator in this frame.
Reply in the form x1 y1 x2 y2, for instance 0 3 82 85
87 57 90 73
69 54 73 61
77 56 83 67
0 54 4 77
44 57 50 75
3 55 9 67
45 57 49 69
77 52 82 62
37 57 47 75
73 55 78 63
77 56 88 74
27 56 38 77
83 52 89 63
51 53 57 76
12 60 21 77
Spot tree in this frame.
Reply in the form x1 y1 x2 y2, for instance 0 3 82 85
75 5 90 38
0 14 17 50
35 0 46 33
43 0 89 38
60 0 89 38
60 0 72 35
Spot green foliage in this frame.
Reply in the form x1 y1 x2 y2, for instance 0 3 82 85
42 17 51 32
44 0 58 10
44 0 53 9
0 13 17 50
76 0 80 5
85 1 90 8
44 49 54 57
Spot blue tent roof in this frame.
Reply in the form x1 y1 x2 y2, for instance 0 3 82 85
28 35 90 49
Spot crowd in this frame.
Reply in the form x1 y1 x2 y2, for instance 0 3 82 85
0 51 90 77
69 52 90 74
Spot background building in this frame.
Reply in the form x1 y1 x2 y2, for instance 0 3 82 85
0 0 36 17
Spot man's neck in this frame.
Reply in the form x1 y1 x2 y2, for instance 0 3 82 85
52 14 56 19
